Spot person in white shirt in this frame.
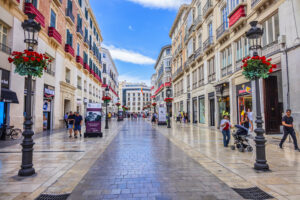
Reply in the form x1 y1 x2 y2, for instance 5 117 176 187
247 108 254 131
220 115 232 147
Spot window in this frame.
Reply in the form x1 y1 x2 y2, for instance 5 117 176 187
0 23 8 46
197 3 201 18
221 46 232 77
197 33 202 49
103 53 106 58
187 38 194 57
103 63 106 73
221 6 228 28
85 8 88 20
90 19 92 29
65 68 71 83
244 38 249 57
77 43 80 56
187 10 194 30
83 52 88 63
262 13 279 47
78 0 82 7
66 29 73 47
198 65 204 86
45 54 55 75
26 0 38 7
166 48 171 55
235 38 242 61
192 70 197 89
77 14 82 29
208 57 215 82
50 9 56 28
67 0 72 12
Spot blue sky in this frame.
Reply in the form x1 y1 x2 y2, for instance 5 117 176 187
90 0 191 86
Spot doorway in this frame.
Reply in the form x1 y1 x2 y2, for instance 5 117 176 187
187 100 190 123
192 98 197 123
209 98 215 126
64 99 71 114
264 74 283 134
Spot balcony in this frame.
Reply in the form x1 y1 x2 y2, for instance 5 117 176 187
45 68 55 76
83 63 90 72
65 8 74 26
228 4 246 28
251 0 268 10
208 72 216 83
24 3 45 27
76 55 83 66
261 40 280 58
216 22 229 41
0 43 11 55
52 0 62 7
48 27 62 44
83 37 89 48
203 36 214 52
194 46 203 60
221 64 232 77
203 0 213 18
65 44 75 57
76 26 83 39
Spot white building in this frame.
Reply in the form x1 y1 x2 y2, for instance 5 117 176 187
100 48 119 113
119 81 151 113
152 45 172 109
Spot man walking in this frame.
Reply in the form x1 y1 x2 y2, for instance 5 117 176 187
279 109 300 151
67 111 75 138
64 112 68 129
74 112 83 138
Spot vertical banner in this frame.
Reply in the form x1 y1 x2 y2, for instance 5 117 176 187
158 107 167 124
85 103 102 135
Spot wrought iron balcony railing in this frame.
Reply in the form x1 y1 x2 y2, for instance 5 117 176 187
216 22 228 40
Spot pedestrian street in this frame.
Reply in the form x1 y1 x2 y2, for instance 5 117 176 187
0 119 300 199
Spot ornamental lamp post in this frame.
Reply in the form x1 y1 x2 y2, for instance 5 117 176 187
19 11 41 176
166 87 172 128
246 21 269 171
105 86 109 129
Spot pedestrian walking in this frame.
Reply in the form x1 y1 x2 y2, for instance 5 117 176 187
220 115 232 147
241 113 250 130
279 109 300 151
151 112 157 125
74 112 83 138
67 111 75 138
247 108 254 131
64 112 69 129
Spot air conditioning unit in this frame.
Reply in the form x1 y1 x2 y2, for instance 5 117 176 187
278 35 286 45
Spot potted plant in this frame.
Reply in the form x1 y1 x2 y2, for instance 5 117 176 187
241 56 276 80
164 97 173 103
8 50 52 77
102 96 111 103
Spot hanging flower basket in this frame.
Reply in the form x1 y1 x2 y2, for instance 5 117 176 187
122 105 129 111
164 97 173 103
8 50 52 77
115 102 121 107
102 96 111 103
152 103 157 107
241 56 276 80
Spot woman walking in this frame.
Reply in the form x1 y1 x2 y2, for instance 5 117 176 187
241 113 250 130
220 115 232 147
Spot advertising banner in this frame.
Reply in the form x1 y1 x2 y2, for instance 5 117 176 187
85 103 102 137
158 107 167 124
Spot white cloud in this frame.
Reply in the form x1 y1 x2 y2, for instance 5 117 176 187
119 74 150 86
103 44 155 65
128 25 133 31
126 0 191 10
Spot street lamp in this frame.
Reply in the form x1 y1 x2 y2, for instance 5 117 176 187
18 11 41 176
166 87 172 128
105 86 109 129
246 21 269 171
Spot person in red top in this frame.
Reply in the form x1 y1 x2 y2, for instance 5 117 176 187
220 115 232 147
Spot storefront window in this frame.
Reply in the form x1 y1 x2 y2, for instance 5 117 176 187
218 96 230 123
198 96 205 124
236 82 252 124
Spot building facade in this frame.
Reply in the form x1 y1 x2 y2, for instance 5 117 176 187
0 0 103 132
152 45 172 111
119 81 151 113
100 48 119 114
170 0 298 134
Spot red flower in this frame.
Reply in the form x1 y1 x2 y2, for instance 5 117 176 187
37 58 41 62
8 57 14 63
31 57 35 61
244 63 248 67
23 57 29 62
272 64 276 69
267 58 272 62
261 56 266 60
269 68 273 73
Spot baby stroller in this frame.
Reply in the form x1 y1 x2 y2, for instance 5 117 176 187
231 125 253 152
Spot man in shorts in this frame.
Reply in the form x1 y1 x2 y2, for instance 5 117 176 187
74 112 83 138
67 111 75 138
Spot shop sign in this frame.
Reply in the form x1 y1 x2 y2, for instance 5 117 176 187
0 69 10 89
44 84 55 98
237 82 252 96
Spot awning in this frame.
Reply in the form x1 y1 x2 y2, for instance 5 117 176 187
1 88 19 104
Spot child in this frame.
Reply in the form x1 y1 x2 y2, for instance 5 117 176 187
220 115 232 147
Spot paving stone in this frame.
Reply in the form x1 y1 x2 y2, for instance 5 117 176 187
68 120 241 199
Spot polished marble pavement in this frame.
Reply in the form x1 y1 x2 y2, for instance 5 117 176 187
68 120 242 200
